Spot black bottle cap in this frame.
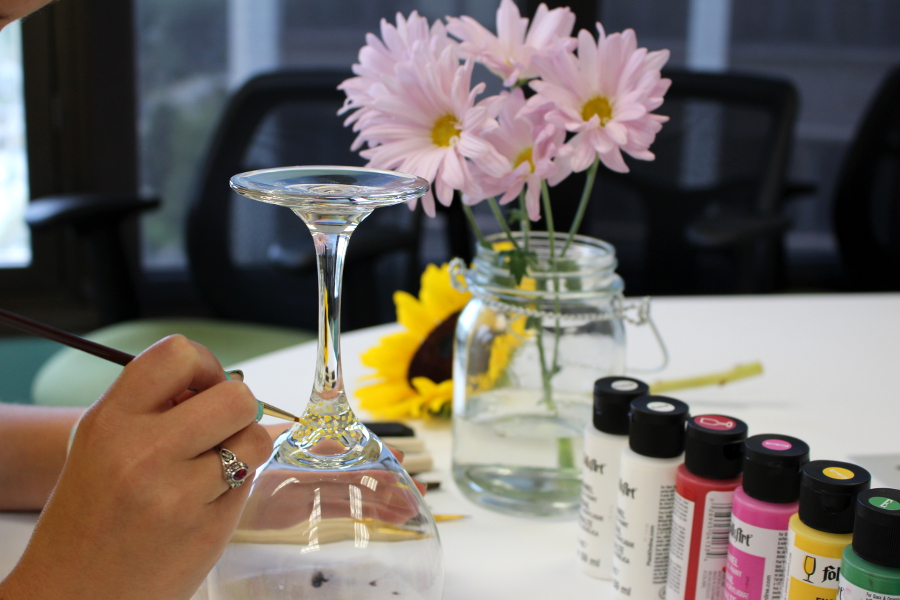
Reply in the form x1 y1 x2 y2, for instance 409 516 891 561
628 396 689 458
798 460 871 534
741 434 810 503
852 488 900 568
684 415 748 479
593 376 650 435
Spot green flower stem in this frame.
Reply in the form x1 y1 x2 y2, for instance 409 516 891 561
541 182 563 377
539 181 572 471
535 326 553 409
540 180 556 261
461 202 489 249
518 190 530 253
560 157 600 258
486 196 520 251
557 438 575 472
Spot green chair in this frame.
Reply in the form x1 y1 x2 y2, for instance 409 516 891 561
30 318 314 407
0 337 61 404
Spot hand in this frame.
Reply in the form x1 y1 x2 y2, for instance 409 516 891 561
0 335 273 600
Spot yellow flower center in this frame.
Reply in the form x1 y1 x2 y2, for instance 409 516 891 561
431 114 461 147
514 147 535 172
581 96 613 125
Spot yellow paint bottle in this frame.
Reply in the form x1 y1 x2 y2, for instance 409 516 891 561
784 460 871 600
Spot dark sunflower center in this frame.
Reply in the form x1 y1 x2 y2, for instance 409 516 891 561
407 312 461 385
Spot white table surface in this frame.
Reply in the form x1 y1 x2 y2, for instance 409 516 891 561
3 293 900 598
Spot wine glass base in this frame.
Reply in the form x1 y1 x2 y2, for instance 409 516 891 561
274 425 384 470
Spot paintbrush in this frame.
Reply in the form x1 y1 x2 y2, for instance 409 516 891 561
0 306 301 423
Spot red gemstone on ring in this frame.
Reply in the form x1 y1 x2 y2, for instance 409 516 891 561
234 468 248 481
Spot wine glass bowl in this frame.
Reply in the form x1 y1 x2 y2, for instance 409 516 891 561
207 166 442 600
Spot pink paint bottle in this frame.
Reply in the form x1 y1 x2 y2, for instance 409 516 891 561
725 434 810 600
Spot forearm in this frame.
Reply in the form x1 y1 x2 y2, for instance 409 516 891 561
0 405 84 511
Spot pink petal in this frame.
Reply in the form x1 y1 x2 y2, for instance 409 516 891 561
599 147 629 173
525 178 542 221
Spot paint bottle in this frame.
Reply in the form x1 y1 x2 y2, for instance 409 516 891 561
578 376 650 580
783 460 870 600
612 396 689 600
666 414 748 600
724 434 810 600
838 488 900 599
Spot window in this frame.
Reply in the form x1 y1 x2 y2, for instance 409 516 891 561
0 20 30 268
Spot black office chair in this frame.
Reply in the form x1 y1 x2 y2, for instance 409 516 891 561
185 69 422 331
833 64 900 291
579 68 799 295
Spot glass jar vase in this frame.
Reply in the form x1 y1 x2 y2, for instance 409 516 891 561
451 232 627 518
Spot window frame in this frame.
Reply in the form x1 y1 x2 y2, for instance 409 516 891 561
0 0 139 329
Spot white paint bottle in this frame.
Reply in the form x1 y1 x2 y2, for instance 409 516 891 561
578 376 650 580
612 396 690 600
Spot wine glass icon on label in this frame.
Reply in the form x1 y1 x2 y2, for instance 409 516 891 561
803 555 816 582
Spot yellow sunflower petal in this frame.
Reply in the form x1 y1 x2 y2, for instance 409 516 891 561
408 377 454 418
518 277 537 291
418 264 471 322
360 333 418 360
394 290 436 338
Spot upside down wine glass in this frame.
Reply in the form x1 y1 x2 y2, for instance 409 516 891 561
207 166 442 599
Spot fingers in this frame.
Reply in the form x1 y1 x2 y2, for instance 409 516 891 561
160 380 261 459
387 446 427 496
263 423 291 441
103 335 226 414
193 423 273 502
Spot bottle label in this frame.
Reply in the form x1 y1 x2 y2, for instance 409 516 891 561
612 380 640 391
695 490 735 600
612 473 677 599
724 515 788 600
666 490 735 600
869 496 900 511
838 573 900 600
783 528 842 599
577 434 622 579
665 492 695 600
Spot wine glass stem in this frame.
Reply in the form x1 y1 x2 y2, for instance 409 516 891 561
313 231 349 402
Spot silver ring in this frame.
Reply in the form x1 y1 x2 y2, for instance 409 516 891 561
217 446 250 489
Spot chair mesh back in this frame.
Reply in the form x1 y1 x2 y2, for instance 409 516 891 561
631 99 773 200
834 64 900 290
188 70 421 330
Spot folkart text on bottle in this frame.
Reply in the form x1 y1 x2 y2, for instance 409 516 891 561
584 455 606 474
729 523 753 547
619 479 637 499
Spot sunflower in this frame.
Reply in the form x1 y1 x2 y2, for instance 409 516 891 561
466 311 530 396
356 263 471 419
358 260 537 419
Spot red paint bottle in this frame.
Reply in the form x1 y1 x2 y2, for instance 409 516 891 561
666 415 748 600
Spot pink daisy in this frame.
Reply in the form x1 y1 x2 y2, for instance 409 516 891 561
466 88 565 221
355 44 507 216
446 0 576 87
339 11 454 137
526 25 671 176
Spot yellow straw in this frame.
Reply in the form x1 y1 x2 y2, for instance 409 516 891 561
649 362 763 395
